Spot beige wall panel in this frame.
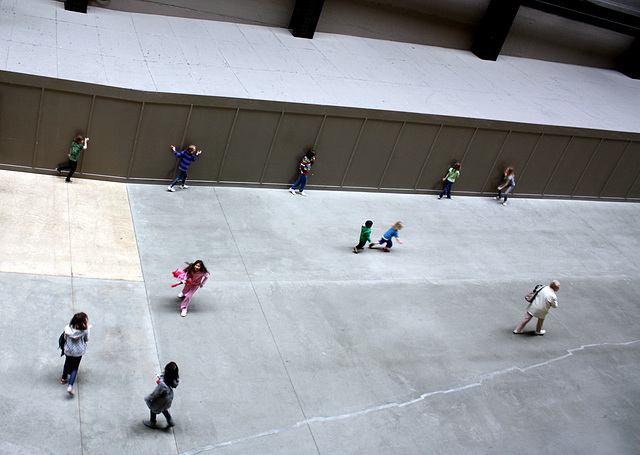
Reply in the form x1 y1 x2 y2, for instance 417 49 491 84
379 122 440 190
0 83 40 166
181 106 237 182
519 134 571 195
313 116 365 187
35 90 93 171
415 125 475 191
220 110 281 183
573 139 629 197
83 97 142 178
263 113 324 185
343 119 403 188
483 131 542 192
626 163 640 199
129 103 190 180
456 129 509 192
544 136 600 196
601 142 640 199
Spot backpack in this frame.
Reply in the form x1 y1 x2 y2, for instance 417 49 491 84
525 285 545 303
58 331 65 357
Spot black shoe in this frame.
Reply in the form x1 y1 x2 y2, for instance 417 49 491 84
143 420 157 429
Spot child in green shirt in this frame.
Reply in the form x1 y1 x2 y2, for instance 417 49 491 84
353 220 373 254
56 135 88 183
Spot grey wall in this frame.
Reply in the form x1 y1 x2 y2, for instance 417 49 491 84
1 71 639 201
87 0 637 70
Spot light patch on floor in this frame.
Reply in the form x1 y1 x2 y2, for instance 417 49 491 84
0 170 142 281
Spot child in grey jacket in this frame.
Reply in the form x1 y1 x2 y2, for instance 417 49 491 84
61 312 91 396
143 362 180 429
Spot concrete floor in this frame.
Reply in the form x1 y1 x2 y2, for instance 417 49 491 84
1 169 639 454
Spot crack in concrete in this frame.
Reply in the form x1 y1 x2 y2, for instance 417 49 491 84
179 339 640 454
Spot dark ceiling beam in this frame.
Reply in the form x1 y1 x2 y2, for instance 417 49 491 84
522 0 640 36
471 0 521 61
289 0 325 39
618 37 639 79
472 0 640 78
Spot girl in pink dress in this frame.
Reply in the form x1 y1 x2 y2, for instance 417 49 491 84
177 260 209 317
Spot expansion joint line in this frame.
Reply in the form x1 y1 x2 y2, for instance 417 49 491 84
65 183 84 455
212 189 322 454
179 339 640 455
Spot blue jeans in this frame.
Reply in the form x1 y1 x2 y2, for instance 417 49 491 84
378 237 393 248
439 181 454 198
170 170 188 188
62 355 82 386
291 173 307 191
498 186 514 201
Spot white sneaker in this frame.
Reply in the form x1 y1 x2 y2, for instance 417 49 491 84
535 330 546 335
181 184 189 189
502 201 507 206
168 186 175 192
178 292 184 298
298 191 307 197
181 309 187 317
288 188 296 194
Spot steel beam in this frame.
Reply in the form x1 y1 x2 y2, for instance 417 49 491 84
472 0 521 61
289 0 325 39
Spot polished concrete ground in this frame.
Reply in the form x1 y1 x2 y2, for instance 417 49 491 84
1 169 639 454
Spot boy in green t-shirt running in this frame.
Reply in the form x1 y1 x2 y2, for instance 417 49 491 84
56 135 88 183
353 220 373 254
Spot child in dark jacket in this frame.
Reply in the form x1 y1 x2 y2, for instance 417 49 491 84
353 220 373 253
168 145 202 192
143 362 180 429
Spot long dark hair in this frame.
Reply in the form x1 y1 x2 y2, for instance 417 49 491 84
184 260 208 275
70 312 88 330
163 361 179 386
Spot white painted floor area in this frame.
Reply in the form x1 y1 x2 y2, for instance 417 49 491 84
1 0 639 133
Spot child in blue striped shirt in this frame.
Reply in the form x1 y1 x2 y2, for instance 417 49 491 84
168 144 202 192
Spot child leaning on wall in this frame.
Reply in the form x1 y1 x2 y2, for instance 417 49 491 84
168 144 202 192
56 135 88 183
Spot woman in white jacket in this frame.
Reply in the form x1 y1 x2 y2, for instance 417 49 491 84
61 312 91 395
514 281 560 335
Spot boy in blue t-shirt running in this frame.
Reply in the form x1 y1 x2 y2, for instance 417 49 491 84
369 221 404 252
